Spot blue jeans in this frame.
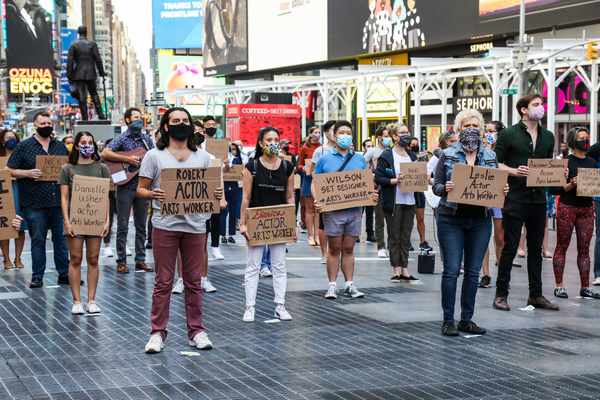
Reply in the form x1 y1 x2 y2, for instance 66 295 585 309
22 206 70 279
438 214 491 323
261 246 271 270
219 189 241 237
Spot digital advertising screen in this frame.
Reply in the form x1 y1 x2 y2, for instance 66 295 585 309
247 0 327 72
4 0 55 100
152 0 203 49
60 29 78 105
203 0 248 76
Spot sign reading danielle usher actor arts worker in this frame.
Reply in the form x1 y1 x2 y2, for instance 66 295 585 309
69 175 110 236
576 168 600 197
36 156 69 181
526 158 568 187
400 162 428 192
159 167 221 215
0 170 18 241
245 204 296 247
447 163 508 209
313 169 377 212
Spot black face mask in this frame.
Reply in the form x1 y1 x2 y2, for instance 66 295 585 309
397 135 411 148
411 145 419 153
195 132 205 145
283 146 290 153
168 123 192 141
36 126 53 138
205 127 217 137
575 139 590 152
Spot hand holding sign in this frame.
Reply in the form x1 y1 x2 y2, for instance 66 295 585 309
447 163 509 208
576 168 600 197
36 156 69 181
313 169 377 212
526 159 568 187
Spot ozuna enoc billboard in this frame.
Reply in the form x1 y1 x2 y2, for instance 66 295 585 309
3 0 55 99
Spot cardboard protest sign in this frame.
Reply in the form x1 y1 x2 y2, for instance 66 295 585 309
278 154 292 163
577 168 600 197
246 204 296 246
205 138 230 160
400 162 429 192
526 158 568 187
305 158 314 176
210 159 228 208
36 156 69 181
0 157 8 168
160 167 221 215
69 175 110 236
223 164 244 181
447 163 508 208
313 169 377 212
294 173 301 190
0 170 18 241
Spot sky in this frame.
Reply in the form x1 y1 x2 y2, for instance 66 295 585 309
111 0 153 95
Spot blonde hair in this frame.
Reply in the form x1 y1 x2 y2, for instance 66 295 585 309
386 122 407 135
454 109 485 134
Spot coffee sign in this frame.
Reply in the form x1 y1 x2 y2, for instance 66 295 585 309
313 169 377 211
447 163 508 208
526 158 568 187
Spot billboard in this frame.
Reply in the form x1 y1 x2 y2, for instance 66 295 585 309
329 0 600 60
157 54 225 105
60 29 78 104
152 0 203 49
247 0 327 72
203 0 248 76
4 0 55 99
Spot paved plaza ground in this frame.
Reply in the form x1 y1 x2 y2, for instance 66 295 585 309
0 209 599 399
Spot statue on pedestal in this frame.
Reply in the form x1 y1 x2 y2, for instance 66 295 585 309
66 26 106 120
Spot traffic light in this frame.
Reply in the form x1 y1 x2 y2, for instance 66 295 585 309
588 41 598 61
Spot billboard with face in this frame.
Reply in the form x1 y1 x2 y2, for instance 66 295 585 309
4 0 55 100
152 0 203 49
203 0 248 76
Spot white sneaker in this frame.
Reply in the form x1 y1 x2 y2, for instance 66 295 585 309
274 305 292 320
172 278 184 294
145 333 164 353
377 249 387 258
125 245 132 256
103 247 114 257
189 332 212 350
594 277 600 286
243 306 255 322
385 249 390 257
344 284 365 298
71 301 84 315
260 268 273 277
212 247 224 260
325 284 338 299
86 300 101 314
201 277 217 293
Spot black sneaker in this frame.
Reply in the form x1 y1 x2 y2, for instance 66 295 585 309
457 320 487 334
221 237 227 244
145 242 153 249
366 235 377 243
478 275 492 288
228 237 236 244
580 288 600 299
390 275 402 283
57 276 84 286
442 322 459 336
29 277 43 288
409 243 414 251
400 275 420 283
554 286 568 298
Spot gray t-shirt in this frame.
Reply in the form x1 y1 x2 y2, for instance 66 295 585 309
139 147 212 234
364 146 385 170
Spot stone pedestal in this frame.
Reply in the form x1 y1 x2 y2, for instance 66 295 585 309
74 120 123 142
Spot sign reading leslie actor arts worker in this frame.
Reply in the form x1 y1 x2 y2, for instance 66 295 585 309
526 159 568 187
223 164 244 181
400 162 429 192
577 168 600 197
0 170 18 241
447 163 508 208
313 169 377 212
159 167 221 215
205 138 230 161
36 156 69 181
69 175 110 236
245 204 296 246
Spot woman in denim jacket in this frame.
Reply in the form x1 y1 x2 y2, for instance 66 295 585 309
432 109 508 337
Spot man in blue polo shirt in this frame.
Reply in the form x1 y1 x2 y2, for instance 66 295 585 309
312 120 379 300
7 111 70 288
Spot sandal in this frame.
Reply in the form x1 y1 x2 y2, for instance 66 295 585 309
4 260 14 269
14 260 24 269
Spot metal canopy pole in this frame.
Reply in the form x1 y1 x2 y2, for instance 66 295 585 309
361 74 368 137
492 59 500 121
547 56 557 144
414 69 421 136
591 58 599 144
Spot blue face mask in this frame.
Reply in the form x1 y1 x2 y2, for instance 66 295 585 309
128 119 143 137
337 135 352 149
4 137 17 149
381 137 391 147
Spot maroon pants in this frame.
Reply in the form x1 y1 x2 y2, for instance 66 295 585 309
150 227 206 340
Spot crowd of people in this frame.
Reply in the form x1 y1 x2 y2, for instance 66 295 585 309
3 93 600 352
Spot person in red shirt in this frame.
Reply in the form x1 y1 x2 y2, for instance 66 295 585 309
297 127 322 246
